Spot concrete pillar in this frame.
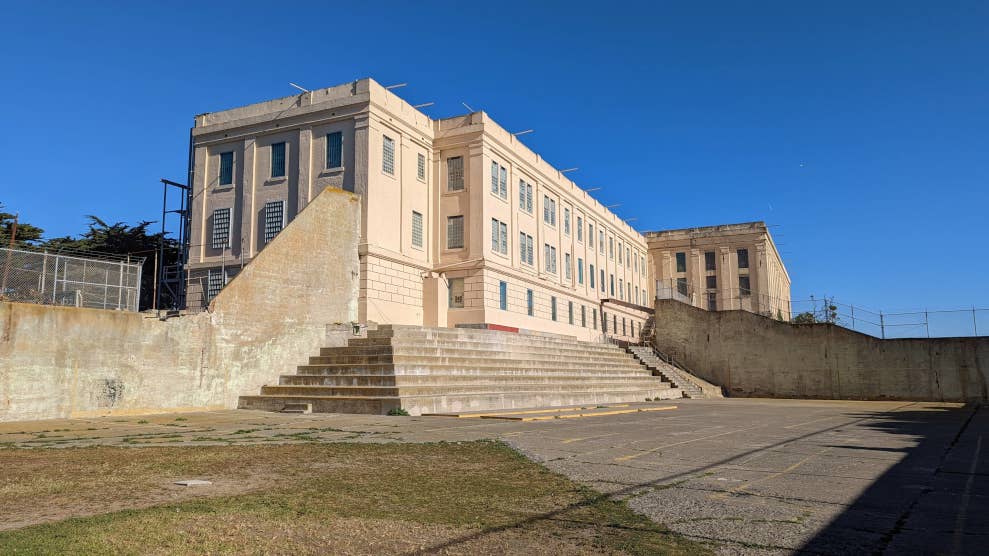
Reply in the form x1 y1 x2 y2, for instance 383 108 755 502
719 246 731 310
241 138 256 259
756 243 769 315
423 274 449 328
690 249 701 307
298 126 313 205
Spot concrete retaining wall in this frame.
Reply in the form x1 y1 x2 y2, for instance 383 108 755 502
0 188 360 422
652 299 988 402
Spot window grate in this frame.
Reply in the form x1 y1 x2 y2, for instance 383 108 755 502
382 135 395 175
271 142 285 178
263 201 284 244
447 215 464 249
211 208 230 249
326 132 343 168
207 268 225 300
412 211 423 248
219 152 234 186
447 157 464 191
417 153 426 181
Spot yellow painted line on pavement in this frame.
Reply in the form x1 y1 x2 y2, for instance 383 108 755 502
613 425 766 462
483 405 677 422
709 447 832 499
560 432 623 444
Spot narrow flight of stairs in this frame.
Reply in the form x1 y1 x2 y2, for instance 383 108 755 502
625 345 723 399
238 325 682 415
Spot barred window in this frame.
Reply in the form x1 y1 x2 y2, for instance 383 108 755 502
581 305 586 327
676 252 687 273
412 211 423 249
551 296 557 321
219 152 234 186
417 153 426 181
271 142 286 178
739 275 751 296
491 162 499 195
544 244 557 273
447 215 464 249
565 253 572 280
525 234 534 265
525 182 532 212
737 248 750 269
499 281 508 310
576 216 583 241
211 208 230 249
568 301 574 325
577 257 584 284
706 275 717 289
589 264 595 289
447 156 464 191
207 268 225 300
326 132 343 168
263 201 284 244
382 135 395 175
519 179 527 210
705 251 716 271
490 162 507 199
589 224 594 248
564 208 571 235
490 218 508 254
527 289 534 316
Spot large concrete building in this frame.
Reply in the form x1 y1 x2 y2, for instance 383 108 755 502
645 222 791 320
186 78 652 342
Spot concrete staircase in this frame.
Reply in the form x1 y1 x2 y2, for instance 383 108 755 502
238 325 682 415
626 344 723 399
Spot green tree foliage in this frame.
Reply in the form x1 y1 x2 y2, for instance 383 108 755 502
792 311 818 324
42 217 180 311
0 203 45 246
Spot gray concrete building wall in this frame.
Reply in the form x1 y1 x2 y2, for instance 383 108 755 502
0 188 360 422
651 299 988 401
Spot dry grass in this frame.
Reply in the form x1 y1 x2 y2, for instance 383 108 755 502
0 442 708 555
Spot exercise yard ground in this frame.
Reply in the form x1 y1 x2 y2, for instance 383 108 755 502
0 399 985 555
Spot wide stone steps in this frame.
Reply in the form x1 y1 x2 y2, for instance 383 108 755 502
238 325 681 415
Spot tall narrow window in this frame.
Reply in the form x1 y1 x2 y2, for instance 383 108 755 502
593 308 598 330
526 234 534 265
207 268 225 300
551 296 557 321
577 258 584 284
737 248 749 269
610 274 615 296
519 179 527 210
527 289 534 316
677 277 688 296
705 251 716 271
219 152 233 186
581 305 586 327
608 237 614 259
499 165 507 198
676 252 687 273
599 230 605 254
412 211 424 249
739 275 751 296
617 241 623 265
270 142 286 178
576 216 583 241
707 292 717 311
588 224 594 248
520 233 534 265
602 311 607 333
490 218 508 254
417 153 426 181
619 278 624 300
263 201 284 244
491 162 499 195
641 255 647 276
568 301 574 325
589 264 595 288
446 215 464 249
326 132 343 169
600 269 605 293
499 281 508 310
382 135 395 175
447 156 464 191
211 208 230 249
564 208 571 235
565 253 572 280
449 278 465 308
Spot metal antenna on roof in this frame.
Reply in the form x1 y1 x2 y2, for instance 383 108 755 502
289 82 310 93
606 203 622 209
585 187 602 192
413 102 435 109
385 83 408 90
560 168 579 173
462 102 475 112
512 129 534 136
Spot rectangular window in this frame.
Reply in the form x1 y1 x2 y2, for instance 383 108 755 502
619 278 624 300
600 269 605 292
635 286 640 305
576 216 583 241
599 230 605 254
519 233 534 265
499 281 508 310
602 312 607 333
564 208 571 235
207 268 225 300
588 224 594 248
626 247 631 267
634 253 638 273
382 135 395 175
544 244 557 273
589 264 595 288
412 211 424 249
609 237 614 259
543 196 556 226
417 153 426 181
707 292 717 311
449 278 465 308
568 301 574 325
706 275 717 289
622 317 627 336
446 215 464 249
263 201 284 244
527 289 534 316
705 251 716 271
675 252 686 273
577 258 584 284
641 255 647 276
219 152 233 186
270 142 286 178
592 308 598 330
551 296 557 321
519 180 527 211
737 248 749 269
610 274 615 296
565 253 572 280
739 275 751 296
526 235 534 265
211 208 230 249
490 161 506 198
447 157 464 191
526 182 533 212
677 277 688 296
489 219 508 254
326 132 343 169
581 305 586 327
617 241 623 265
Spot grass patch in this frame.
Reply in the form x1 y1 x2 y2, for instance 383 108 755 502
0 442 706 555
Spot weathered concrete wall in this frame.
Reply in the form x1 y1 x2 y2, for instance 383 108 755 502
0 188 360 422
652 299 988 402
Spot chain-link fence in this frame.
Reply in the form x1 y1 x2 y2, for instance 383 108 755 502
0 246 144 312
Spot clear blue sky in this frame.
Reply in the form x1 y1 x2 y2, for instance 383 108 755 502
2 1 986 312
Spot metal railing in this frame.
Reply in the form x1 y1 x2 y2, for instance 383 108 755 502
0 246 144 312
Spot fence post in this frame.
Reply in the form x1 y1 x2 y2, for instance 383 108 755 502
880 311 886 339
